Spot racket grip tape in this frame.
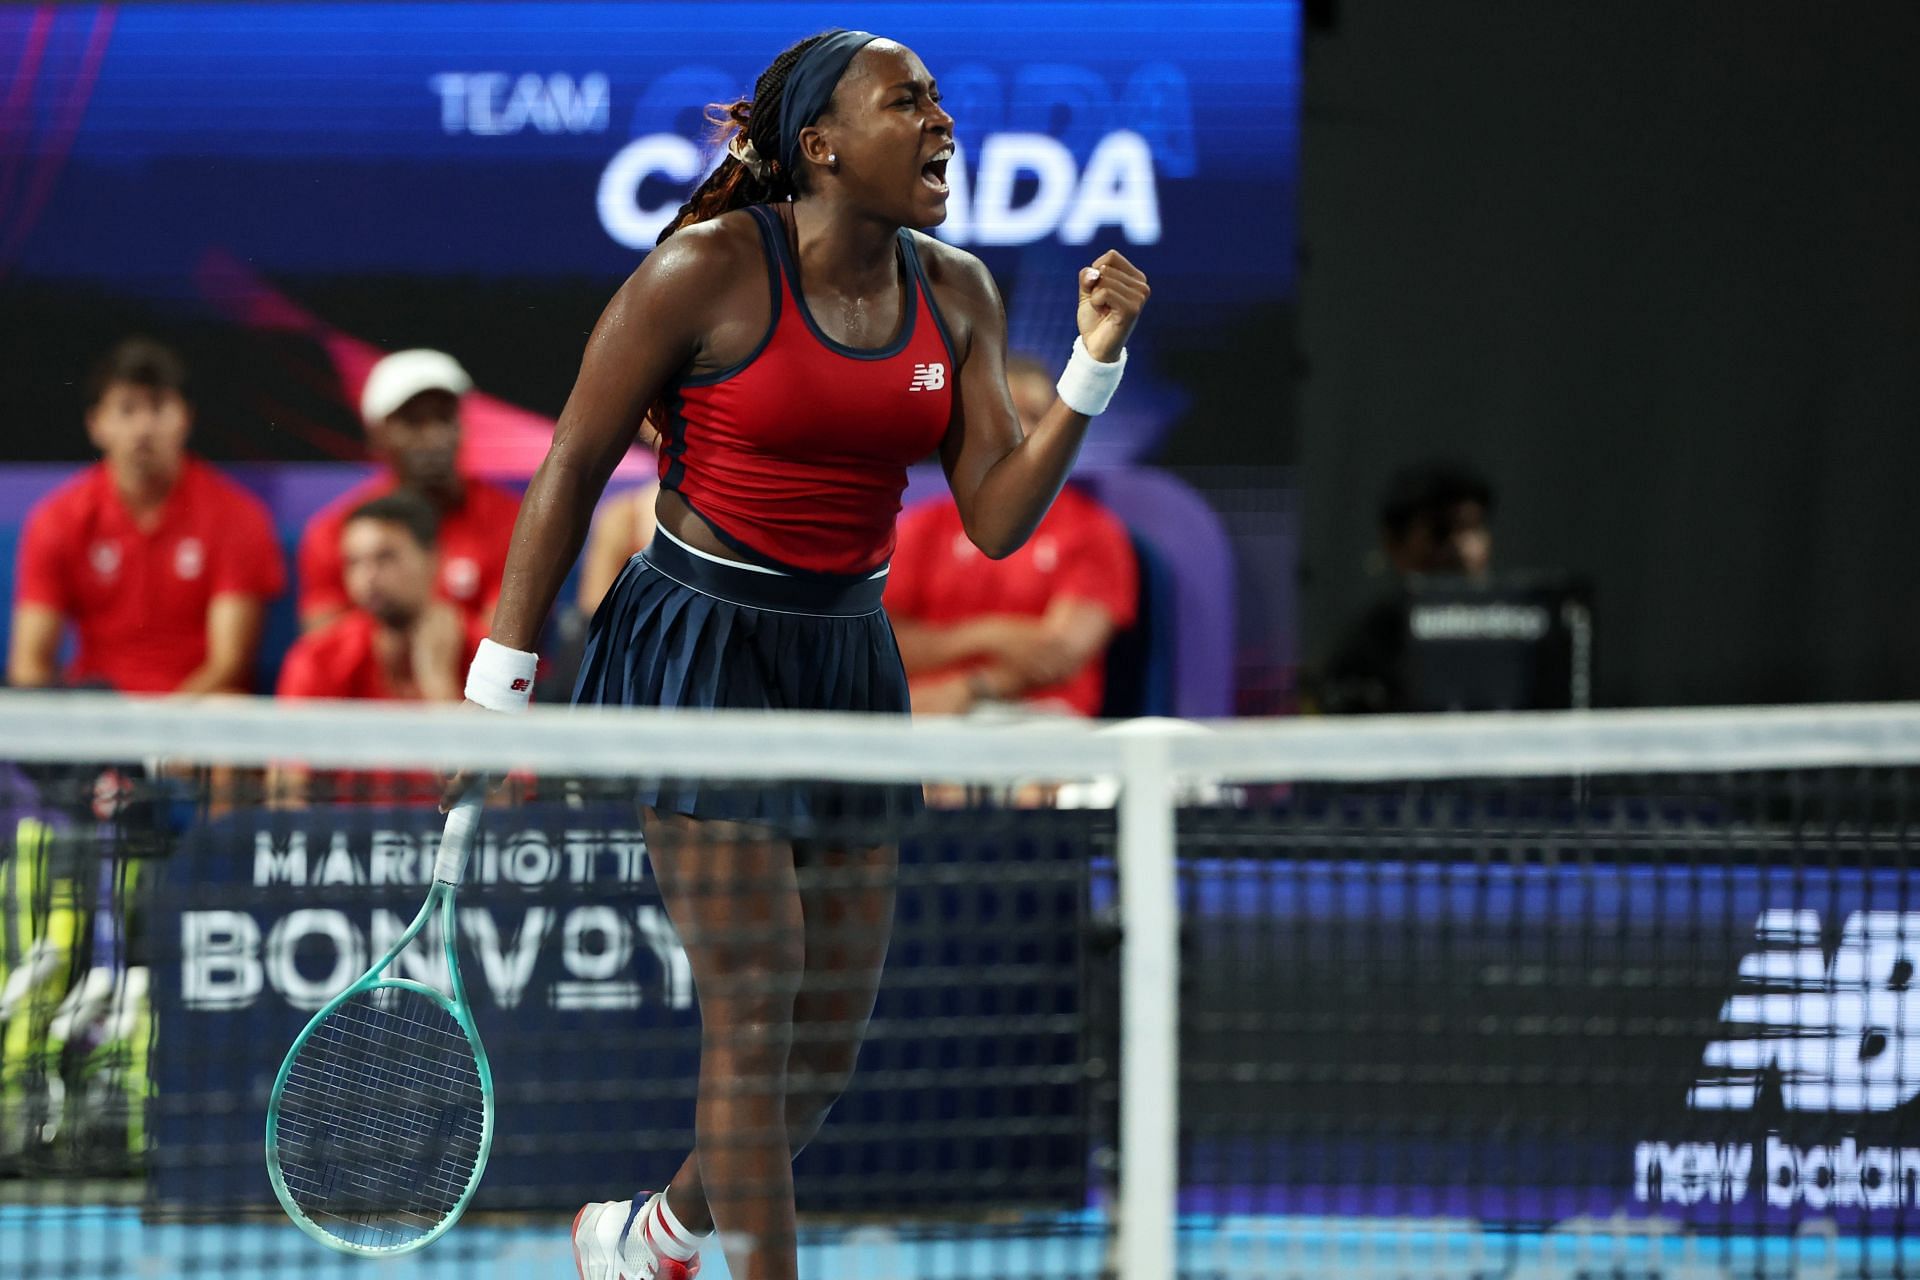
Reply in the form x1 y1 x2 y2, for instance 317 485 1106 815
435 785 486 884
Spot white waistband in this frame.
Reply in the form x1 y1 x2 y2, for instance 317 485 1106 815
655 523 890 580
656 524 788 575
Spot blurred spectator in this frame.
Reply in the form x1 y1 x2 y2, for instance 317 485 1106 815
296 349 519 633
578 482 659 615
885 355 1138 717
272 492 481 805
7 337 285 694
1375 459 1493 580
277 492 478 702
1317 459 1496 713
576 425 662 616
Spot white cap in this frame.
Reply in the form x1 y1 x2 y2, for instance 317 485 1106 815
359 349 473 426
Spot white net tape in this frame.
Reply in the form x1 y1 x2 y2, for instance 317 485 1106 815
5 692 1920 782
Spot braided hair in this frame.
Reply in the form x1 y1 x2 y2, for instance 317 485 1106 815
655 33 837 245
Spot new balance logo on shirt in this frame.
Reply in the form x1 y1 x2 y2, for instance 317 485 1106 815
908 362 946 392
1689 909 1920 1112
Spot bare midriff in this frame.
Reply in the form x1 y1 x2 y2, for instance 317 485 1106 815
653 487 750 564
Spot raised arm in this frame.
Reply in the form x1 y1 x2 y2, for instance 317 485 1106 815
937 248 1149 558
484 234 730 652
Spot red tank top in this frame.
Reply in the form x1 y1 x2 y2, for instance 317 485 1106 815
659 203 957 576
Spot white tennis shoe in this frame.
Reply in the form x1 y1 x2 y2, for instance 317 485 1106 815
572 1194 701 1280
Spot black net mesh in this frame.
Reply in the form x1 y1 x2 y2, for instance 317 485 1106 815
271 982 488 1251
7 750 1920 1277
1176 769 1920 1278
4 760 1108 1278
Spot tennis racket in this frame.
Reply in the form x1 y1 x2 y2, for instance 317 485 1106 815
265 786 494 1255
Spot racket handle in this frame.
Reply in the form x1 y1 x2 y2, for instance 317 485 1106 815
435 784 486 885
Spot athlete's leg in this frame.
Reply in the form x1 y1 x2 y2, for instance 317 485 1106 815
661 842 898 1234
647 809 804 1280
786 841 898 1151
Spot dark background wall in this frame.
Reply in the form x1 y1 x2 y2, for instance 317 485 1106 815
1299 3 1920 706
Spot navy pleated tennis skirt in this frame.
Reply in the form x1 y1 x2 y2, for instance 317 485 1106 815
572 529 923 832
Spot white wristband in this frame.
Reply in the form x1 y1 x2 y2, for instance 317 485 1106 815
1055 336 1127 417
464 638 538 713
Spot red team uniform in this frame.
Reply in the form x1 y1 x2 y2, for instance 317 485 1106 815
14 458 286 693
573 204 954 823
885 485 1138 716
277 609 491 803
296 475 520 628
275 610 489 701
656 203 953 574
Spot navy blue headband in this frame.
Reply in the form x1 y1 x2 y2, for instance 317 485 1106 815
778 30 881 179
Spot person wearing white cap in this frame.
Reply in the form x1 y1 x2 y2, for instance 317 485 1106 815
295 349 521 634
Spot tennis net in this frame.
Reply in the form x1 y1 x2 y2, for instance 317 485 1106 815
2 694 1918 1279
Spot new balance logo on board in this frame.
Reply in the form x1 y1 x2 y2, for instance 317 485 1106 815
908 362 946 392
1690 909 1920 1112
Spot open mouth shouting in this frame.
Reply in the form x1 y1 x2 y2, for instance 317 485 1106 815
920 143 954 195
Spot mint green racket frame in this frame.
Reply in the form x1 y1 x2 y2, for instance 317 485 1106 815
265 791 494 1256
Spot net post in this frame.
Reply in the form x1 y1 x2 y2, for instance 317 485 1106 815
1116 731 1178 1278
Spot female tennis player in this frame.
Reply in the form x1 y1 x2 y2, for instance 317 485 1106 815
456 30 1148 1280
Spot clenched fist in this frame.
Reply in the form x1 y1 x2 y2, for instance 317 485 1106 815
1075 250 1150 363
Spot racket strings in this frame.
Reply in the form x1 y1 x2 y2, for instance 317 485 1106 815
273 986 486 1250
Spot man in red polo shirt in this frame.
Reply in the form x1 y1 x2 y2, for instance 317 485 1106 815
279 492 478 702
884 356 1139 717
274 492 481 804
296 349 520 633
8 337 285 694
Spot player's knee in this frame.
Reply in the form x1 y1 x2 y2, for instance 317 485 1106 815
786 1020 866 1130
702 983 800 1065
790 1033 860 1101
723 1010 796 1045
693 933 805 997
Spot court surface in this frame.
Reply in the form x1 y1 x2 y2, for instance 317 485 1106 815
4 1204 1910 1279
